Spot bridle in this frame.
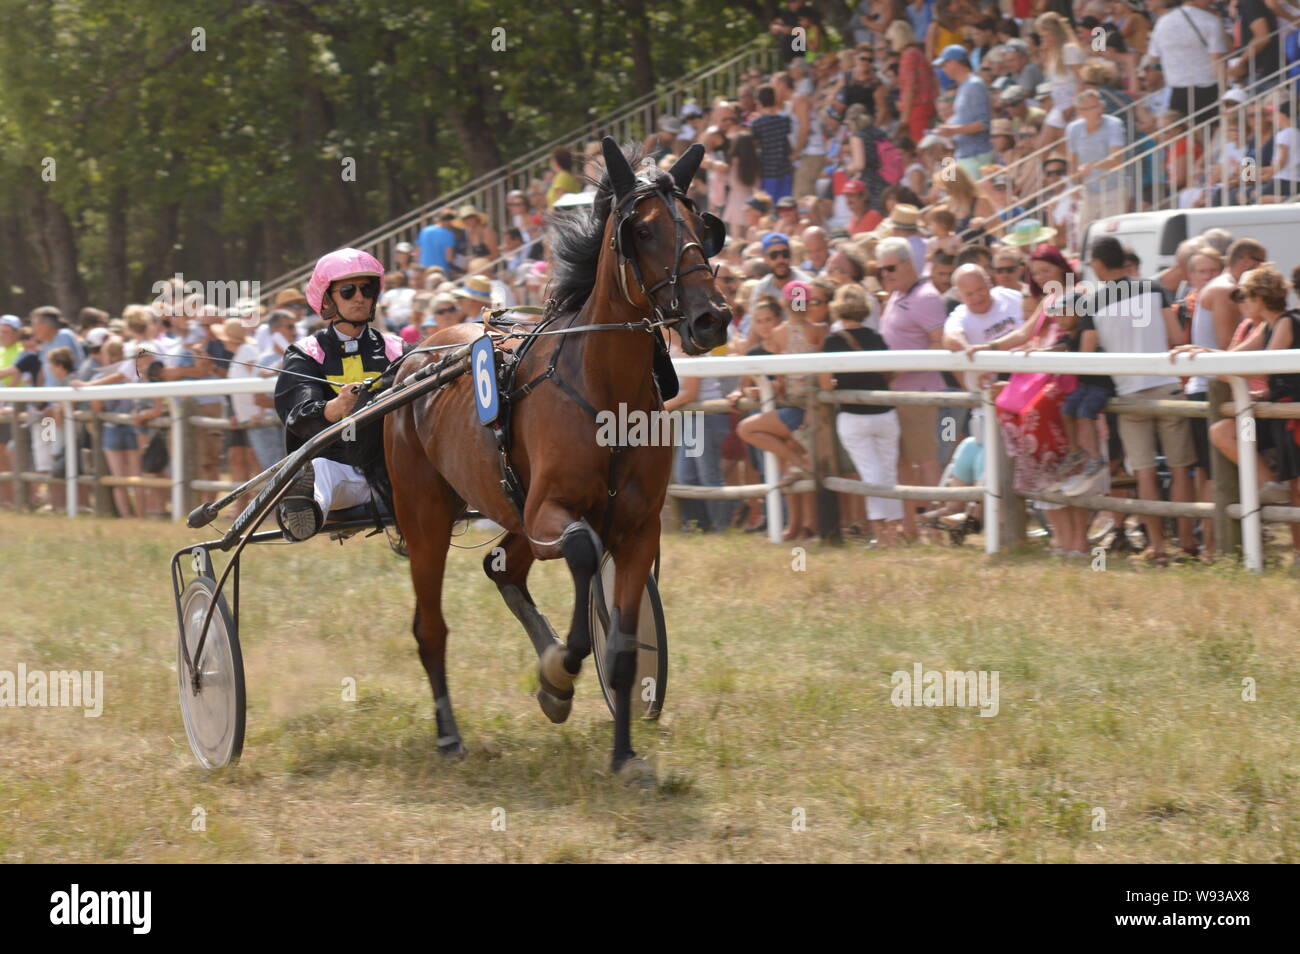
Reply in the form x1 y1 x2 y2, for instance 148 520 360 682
609 183 722 329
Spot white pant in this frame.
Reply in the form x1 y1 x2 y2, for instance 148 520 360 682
312 457 372 516
836 410 903 521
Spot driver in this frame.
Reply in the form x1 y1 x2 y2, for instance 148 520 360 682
274 248 406 541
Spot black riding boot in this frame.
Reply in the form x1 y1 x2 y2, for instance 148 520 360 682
277 460 322 542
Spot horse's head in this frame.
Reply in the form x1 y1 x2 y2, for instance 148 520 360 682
600 137 732 355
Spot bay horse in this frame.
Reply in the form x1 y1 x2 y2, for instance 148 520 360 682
383 138 730 784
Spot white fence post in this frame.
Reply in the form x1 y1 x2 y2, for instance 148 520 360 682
981 388 1000 555
63 399 77 517
168 396 185 522
1226 376 1263 572
758 376 782 544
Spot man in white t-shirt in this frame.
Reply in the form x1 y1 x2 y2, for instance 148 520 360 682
1080 235 1195 561
1147 0 1228 123
942 265 1024 390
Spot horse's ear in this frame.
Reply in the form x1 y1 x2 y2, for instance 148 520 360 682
601 137 636 203
700 213 727 259
668 143 705 192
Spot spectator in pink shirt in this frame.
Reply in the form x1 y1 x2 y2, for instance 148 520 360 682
876 236 947 541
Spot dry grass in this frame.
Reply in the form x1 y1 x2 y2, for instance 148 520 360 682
0 512 1296 863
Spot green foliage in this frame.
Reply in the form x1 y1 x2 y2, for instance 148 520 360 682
0 0 767 311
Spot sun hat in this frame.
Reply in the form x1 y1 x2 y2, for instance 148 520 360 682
888 204 920 229
781 280 811 301
453 275 493 301
1002 219 1058 247
305 248 385 315
273 287 308 308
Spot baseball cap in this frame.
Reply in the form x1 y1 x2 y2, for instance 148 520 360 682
932 44 969 68
85 328 111 348
761 232 790 251
0 314 21 330
776 196 798 209
395 241 413 254
841 178 866 194
999 85 1026 106
1223 86 1249 105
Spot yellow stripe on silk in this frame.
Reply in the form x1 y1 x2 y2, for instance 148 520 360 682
325 355 368 393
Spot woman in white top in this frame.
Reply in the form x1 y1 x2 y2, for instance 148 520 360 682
1035 12 1085 148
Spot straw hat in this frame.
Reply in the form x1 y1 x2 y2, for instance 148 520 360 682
453 275 493 301
273 287 308 308
887 204 920 230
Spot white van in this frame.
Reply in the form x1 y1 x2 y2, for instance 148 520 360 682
1080 204 1300 280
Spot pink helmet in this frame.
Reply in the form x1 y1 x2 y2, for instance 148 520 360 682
305 247 385 315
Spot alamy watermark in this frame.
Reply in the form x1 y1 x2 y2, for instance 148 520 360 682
50 885 150 934
0 664 102 717
890 663 999 717
150 273 261 319
595 403 703 457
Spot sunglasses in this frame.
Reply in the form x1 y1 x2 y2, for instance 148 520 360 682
334 280 379 301
992 265 1020 274
879 263 899 274
719 276 739 284
1044 167 1066 177
435 306 458 315
767 249 791 259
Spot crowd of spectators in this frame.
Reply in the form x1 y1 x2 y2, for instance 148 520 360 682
632 0 1300 564
5 0 1300 568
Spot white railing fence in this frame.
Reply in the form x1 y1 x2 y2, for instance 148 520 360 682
6 348 1300 570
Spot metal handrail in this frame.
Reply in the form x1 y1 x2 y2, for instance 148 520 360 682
955 18 1299 198
976 54 1300 252
260 35 776 302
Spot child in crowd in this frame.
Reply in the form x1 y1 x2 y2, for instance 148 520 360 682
924 207 959 257
1054 296 1114 495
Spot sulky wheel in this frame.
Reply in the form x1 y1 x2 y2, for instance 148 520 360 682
588 552 668 721
176 576 246 769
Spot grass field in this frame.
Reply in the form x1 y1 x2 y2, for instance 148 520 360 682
0 512 1296 863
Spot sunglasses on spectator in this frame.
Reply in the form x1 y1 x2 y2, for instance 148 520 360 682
435 306 458 315
718 276 739 284
767 249 791 259
879 263 899 274
334 280 379 301
1044 166 1066 177
992 265 1020 274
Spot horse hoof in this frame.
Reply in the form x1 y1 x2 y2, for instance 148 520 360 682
537 643 576 724
536 688 572 724
438 739 468 759
614 756 657 790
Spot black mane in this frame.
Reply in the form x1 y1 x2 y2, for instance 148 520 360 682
546 145 677 316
